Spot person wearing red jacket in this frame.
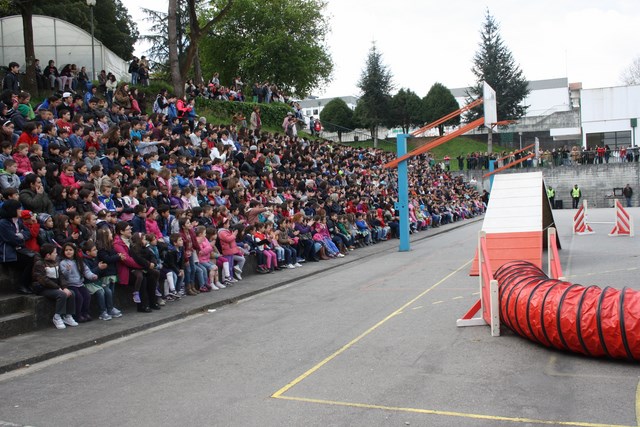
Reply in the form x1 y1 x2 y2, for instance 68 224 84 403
20 210 40 253
13 143 33 176
59 164 81 189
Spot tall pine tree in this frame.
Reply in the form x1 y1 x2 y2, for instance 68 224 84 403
465 10 529 150
354 43 393 148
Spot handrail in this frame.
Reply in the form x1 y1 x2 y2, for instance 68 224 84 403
495 143 535 163
547 227 563 279
482 153 535 178
480 233 495 283
384 117 485 169
410 98 484 137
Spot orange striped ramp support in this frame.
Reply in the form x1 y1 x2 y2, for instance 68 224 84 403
469 172 552 276
608 199 634 237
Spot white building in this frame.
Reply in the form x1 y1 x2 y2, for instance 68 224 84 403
0 15 129 81
580 85 639 149
298 96 358 124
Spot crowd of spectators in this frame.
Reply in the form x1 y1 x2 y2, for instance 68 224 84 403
0 59 485 330
453 144 639 171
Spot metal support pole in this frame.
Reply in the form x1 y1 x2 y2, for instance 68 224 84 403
90 5 96 81
396 134 410 252
488 159 495 190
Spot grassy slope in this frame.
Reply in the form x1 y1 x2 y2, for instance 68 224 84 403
345 137 507 171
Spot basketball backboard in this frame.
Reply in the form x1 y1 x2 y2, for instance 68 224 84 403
483 82 497 128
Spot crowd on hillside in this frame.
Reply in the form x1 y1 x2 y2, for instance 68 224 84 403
0 59 485 330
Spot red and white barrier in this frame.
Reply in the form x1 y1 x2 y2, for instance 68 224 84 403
573 200 594 235
609 199 634 237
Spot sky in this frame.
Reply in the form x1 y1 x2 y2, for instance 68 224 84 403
121 0 639 98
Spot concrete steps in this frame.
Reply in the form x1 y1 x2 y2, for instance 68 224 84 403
0 294 38 339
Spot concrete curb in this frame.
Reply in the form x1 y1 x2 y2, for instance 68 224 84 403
0 217 482 375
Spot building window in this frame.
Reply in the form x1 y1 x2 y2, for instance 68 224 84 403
586 131 631 150
313 109 319 115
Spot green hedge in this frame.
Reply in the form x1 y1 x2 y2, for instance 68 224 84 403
195 98 293 128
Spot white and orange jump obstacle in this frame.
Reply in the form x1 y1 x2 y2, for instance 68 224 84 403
572 199 634 237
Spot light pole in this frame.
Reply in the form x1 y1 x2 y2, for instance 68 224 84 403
519 132 522 150
87 0 96 81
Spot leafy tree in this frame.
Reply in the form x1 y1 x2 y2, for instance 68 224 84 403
355 43 394 148
168 0 233 98
0 0 139 60
389 88 422 134
422 82 460 136
198 0 333 97
141 2 189 80
465 10 529 152
320 98 354 142
0 0 37 93
620 55 640 85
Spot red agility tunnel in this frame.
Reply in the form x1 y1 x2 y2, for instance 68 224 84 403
494 261 640 361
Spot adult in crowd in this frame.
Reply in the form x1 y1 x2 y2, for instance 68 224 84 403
623 184 633 207
19 174 55 215
571 184 582 209
0 199 34 294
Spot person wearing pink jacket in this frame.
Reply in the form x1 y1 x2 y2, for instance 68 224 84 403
113 221 155 313
217 217 246 280
194 226 225 290
145 207 164 241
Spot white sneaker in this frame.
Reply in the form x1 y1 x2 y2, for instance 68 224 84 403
210 283 220 291
109 308 123 318
216 282 226 289
294 263 302 268
53 314 66 329
287 264 296 269
337 253 345 258
63 314 78 327
99 311 112 321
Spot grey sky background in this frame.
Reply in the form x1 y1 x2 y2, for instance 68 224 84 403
122 0 639 97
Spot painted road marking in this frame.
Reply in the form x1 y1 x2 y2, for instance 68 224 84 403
271 260 471 398
544 355 637 380
274 395 634 427
564 267 640 280
411 306 423 310
432 301 444 305
452 296 464 300
272 257 638 426
636 380 640 427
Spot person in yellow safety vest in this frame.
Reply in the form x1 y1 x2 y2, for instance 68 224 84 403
546 186 555 209
571 184 581 209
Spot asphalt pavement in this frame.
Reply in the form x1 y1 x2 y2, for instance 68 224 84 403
0 207 638 427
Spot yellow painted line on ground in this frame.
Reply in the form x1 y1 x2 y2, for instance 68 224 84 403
412 306 423 310
636 380 640 427
271 260 471 398
564 267 639 280
274 395 633 427
452 296 464 300
472 291 480 295
544 356 635 380
432 301 444 305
